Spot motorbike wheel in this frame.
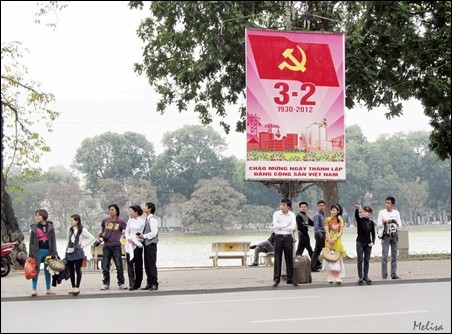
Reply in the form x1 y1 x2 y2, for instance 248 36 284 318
1 262 11 277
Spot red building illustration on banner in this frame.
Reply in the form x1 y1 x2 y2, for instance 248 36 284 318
247 113 344 153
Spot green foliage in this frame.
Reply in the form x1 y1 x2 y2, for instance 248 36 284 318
227 159 280 207
1 42 59 175
237 204 275 230
34 1 69 30
339 130 450 224
8 169 82 231
152 124 227 203
181 177 246 234
72 131 156 192
130 1 451 160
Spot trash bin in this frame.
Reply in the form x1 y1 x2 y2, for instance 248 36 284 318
398 229 409 256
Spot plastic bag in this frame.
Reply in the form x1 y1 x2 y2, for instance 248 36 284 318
24 258 37 280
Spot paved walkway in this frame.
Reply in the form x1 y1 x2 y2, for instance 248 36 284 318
1 258 450 301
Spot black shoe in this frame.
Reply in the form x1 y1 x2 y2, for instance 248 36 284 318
273 279 280 287
129 287 137 291
364 277 372 284
391 275 401 279
249 245 256 249
249 263 258 267
141 285 152 290
311 268 320 272
149 285 158 291
358 278 363 285
292 281 298 287
382 275 388 280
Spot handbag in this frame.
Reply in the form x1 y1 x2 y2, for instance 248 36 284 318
320 247 341 262
24 258 37 280
81 256 88 268
46 257 66 272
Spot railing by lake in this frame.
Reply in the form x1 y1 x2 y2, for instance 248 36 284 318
25 225 451 269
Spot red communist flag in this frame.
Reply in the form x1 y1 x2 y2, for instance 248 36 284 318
248 34 339 87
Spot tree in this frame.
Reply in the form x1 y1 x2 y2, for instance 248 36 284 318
130 1 450 160
152 124 228 203
226 158 281 207
237 204 275 230
1 42 59 266
73 131 156 192
181 177 246 234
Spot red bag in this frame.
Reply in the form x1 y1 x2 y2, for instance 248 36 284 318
81 256 88 268
24 258 37 280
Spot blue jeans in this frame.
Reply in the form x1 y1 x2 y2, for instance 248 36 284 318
32 248 51 290
356 241 372 279
381 235 398 278
101 245 125 286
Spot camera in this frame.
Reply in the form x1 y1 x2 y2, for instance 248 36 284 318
93 235 106 247
388 219 398 235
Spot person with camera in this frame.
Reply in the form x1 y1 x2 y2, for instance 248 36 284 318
354 204 375 285
377 196 402 280
98 204 128 290
136 202 159 291
124 205 145 290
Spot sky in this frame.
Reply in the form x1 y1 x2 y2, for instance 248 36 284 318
1 1 432 172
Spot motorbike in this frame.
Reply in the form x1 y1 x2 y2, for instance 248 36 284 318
1 242 16 277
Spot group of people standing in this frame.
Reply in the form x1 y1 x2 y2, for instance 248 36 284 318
27 202 159 296
251 196 402 286
27 196 403 294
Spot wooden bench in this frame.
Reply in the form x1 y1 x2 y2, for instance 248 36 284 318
88 243 127 271
259 252 275 266
209 241 250 267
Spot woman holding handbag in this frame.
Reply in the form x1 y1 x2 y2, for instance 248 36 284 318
323 204 347 284
65 214 96 295
28 209 58 297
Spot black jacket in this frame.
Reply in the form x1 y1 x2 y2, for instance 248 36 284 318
355 209 376 244
296 212 314 237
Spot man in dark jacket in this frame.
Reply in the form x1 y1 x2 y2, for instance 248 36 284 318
249 232 275 266
295 201 314 259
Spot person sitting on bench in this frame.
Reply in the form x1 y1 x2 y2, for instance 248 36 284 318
249 232 275 266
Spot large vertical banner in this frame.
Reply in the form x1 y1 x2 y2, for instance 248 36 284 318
245 29 345 181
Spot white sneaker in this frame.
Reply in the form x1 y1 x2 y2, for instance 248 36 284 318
119 284 127 290
100 285 110 290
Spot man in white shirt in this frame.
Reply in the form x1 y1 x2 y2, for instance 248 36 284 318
272 198 298 287
376 196 402 279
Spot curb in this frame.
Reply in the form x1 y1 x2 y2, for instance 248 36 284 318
2 277 450 303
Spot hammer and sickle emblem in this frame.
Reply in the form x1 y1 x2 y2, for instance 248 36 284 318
278 46 307 72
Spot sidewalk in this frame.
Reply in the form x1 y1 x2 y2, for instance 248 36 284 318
1 258 450 301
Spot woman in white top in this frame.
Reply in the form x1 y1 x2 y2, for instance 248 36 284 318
66 214 96 295
124 205 145 290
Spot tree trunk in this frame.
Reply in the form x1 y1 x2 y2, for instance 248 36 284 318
1 103 27 268
1 172 28 267
319 181 339 215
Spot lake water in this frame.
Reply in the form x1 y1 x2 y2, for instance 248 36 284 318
26 225 451 268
